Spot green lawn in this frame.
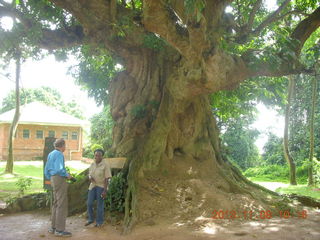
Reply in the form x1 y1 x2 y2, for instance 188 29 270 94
0 161 90 201
276 185 320 199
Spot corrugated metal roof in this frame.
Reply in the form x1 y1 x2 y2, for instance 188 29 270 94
0 102 85 126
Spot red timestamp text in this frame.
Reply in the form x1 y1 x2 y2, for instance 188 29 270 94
211 209 308 220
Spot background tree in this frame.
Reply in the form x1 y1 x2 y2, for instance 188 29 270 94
221 118 260 170
262 132 286 166
0 0 319 232
283 76 297 185
308 74 317 186
0 86 84 119
289 73 320 183
5 50 21 174
89 106 114 155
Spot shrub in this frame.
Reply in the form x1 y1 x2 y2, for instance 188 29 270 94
105 172 126 213
82 145 94 158
16 177 33 196
91 143 104 152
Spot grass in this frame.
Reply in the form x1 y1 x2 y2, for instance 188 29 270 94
248 176 307 185
0 160 89 202
248 176 290 183
276 185 320 200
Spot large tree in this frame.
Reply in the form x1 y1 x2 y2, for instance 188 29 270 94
1 0 319 231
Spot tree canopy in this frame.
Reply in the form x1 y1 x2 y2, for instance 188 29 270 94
0 1 319 84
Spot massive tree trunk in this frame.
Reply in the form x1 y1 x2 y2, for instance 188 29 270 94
5 51 21 174
283 76 297 185
108 49 277 231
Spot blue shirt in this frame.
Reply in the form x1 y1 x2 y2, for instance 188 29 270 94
44 149 69 179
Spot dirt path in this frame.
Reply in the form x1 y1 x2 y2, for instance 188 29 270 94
0 208 319 240
254 181 289 191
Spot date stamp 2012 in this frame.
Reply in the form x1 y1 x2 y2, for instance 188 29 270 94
211 209 308 220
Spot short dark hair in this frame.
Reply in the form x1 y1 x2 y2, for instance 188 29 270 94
54 138 65 148
94 149 105 156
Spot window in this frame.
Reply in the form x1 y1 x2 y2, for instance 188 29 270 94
48 130 55 138
36 130 43 139
23 129 30 139
71 132 78 140
62 131 68 139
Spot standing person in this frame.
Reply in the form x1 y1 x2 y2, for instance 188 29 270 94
85 149 112 227
44 138 72 237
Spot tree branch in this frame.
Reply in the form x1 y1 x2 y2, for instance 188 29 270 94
252 0 290 36
38 26 84 50
247 0 262 31
291 6 320 55
142 0 189 55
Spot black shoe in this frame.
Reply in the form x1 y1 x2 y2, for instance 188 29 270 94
54 230 72 237
84 221 94 226
48 227 55 234
94 223 103 228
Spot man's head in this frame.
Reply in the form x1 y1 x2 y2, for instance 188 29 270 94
94 149 104 163
54 138 66 152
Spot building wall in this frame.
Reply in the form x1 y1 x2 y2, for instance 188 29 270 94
0 123 82 161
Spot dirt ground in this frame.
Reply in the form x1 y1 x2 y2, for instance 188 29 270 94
0 208 319 240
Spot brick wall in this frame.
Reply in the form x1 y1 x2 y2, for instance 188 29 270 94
0 123 83 161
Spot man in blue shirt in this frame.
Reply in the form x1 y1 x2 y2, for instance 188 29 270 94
44 138 72 237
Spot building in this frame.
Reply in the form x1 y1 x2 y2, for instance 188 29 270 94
0 102 84 161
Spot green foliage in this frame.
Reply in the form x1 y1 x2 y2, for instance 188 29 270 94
89 106 114 155
5 196 17 206
82 145 94 159
289 74 320 166
91 143 104 152
221 118 260 170
16 177 33 196
105 172 126 212
130 104 147 119
313 158 320 184
262 133 286 166
71 46 118 106
212 76 287 126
